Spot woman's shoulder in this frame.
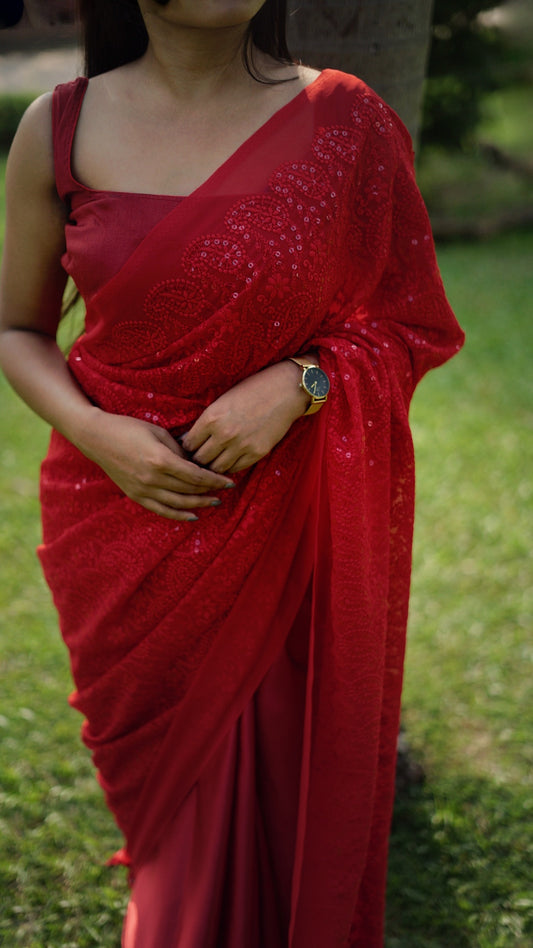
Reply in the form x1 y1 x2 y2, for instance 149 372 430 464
5 91 63 211
14 90 53 137
315 67 388 111
314 68 412 150
294 64 322 88
8 92 55 179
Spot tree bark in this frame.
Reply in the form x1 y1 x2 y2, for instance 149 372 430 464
288 0 435 144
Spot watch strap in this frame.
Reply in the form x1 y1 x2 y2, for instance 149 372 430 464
303 398 326 415
289 356 319 370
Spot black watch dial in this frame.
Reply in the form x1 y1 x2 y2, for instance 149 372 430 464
302 366 330 399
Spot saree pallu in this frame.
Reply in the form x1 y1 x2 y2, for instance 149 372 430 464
38 70 464 947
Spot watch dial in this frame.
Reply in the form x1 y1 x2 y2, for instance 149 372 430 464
302 366 330 399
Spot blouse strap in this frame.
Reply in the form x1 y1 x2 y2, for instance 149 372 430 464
52 76 89 202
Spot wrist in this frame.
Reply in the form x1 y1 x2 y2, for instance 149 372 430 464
67 405 108 460
284 359 313 416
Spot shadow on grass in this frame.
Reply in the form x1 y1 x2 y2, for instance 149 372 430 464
386 776 532 948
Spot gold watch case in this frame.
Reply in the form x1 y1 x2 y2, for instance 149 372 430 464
289 358 330 415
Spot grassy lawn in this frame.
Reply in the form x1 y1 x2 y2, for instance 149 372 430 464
387 232 532 948
1 150 532 945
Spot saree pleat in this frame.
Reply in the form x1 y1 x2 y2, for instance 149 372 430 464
123 624 308 948
38 70 465 946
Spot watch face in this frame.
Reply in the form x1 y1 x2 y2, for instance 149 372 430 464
302 366 330 399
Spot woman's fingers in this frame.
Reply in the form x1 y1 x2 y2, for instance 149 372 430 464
179 432 247 477
226 454 256 474
159 449 235 491
190 440 217 467
140 499 201 522
149 489 222 511
147 426 232 489
183 432 225 468
155 467 230 494
208 449 250 474
139 489 224 521
180 421 209 455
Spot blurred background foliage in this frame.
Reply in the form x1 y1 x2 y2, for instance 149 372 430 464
422 0 531 150
419 0 533 236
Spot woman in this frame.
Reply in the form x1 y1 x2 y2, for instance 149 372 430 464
0 1 464 945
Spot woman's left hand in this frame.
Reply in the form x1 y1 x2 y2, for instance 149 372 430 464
180 360 312 474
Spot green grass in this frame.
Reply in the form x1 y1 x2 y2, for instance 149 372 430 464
0 400 128 944
1 155 532 943
386 233 533 947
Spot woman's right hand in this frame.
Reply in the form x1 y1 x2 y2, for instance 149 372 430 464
78 410 235 521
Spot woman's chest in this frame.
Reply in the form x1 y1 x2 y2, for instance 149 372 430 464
71 84 311 199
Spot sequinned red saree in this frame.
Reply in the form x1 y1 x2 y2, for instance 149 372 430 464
38 70 464 947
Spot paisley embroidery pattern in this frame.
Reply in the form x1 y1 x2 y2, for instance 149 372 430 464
135 92 391 366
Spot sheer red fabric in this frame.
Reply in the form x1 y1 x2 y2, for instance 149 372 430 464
38 71 464 946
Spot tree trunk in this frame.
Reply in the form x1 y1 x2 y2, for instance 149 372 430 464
288 0 434 144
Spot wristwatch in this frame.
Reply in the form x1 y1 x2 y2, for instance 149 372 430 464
289 357 330 415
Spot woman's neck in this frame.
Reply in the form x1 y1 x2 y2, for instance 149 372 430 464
137 19 256 104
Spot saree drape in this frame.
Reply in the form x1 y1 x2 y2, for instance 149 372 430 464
38 70 464 947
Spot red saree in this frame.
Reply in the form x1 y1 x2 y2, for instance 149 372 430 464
38 70 464 947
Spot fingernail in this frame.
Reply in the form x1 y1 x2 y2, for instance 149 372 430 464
210 499 222 506
224 481 236 489
186 514 199 521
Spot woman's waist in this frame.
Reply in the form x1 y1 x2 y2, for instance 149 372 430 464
67 341 215 433
40 415 311 517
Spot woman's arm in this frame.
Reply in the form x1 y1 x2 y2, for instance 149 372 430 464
0 96 235 519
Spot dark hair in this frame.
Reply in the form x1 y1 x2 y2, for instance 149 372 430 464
78 0 293 80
